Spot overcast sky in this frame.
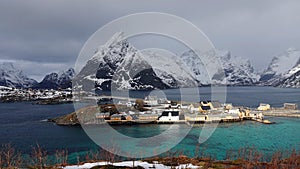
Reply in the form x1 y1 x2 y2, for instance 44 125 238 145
1 0 300 81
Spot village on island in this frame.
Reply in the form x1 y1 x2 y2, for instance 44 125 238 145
1 86 299 125
70 94 299 126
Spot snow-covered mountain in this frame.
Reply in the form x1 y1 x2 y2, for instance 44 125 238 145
0 62 75 89
0 62 37 88
74 32 198 91
260 48 300 85
275 63 300 88
140 50 198 87
36 68 75 89
74 32 260 91
180 50 259 86
3 33 299 90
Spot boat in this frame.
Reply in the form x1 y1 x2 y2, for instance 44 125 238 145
254 118 275 124
262 119 275 124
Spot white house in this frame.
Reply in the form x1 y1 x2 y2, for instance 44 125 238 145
144 96 158 106
257 103 271 111
227 109 240 114
158 110 180 121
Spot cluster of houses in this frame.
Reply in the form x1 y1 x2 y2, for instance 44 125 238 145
257 102 298 111
92 93 299 125
0 86 72 102
93 95 276 124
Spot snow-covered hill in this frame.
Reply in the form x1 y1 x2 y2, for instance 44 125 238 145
0 62 37 88
36 68 75 89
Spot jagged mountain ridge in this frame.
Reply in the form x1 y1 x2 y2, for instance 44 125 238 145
74 32 197 90
180 50 259 86
0 62 37 88
74 32 260 91
275 63 300 88
259 48 300 88
260 48 300 86
1 32 300 89
35 68 75 89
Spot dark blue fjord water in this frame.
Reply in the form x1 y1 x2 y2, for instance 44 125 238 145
0 87 300 163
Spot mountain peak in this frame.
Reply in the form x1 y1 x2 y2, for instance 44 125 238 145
58 68 75 77
105 32 124 48
36 68 75 89
287 47 297 53
0 62 15 70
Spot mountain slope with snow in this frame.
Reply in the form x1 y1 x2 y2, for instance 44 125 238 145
74 32 199 91
36 68 75 89
74 32 300 90
260 48 300 85
275 63 300 88
141 50 198 87
0 62 37 88
180 50 259 85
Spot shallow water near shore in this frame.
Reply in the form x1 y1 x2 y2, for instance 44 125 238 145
0 86 300 163
91 116 300 160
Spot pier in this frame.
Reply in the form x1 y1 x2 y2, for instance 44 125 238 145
102 116 272 125
100 113 265 125
262 109 300 118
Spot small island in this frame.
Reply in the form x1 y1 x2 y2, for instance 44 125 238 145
49 95 300 126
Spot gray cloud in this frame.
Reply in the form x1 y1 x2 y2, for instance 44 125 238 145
1 0 300 79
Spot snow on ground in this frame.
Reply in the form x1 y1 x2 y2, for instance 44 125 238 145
63 161 201 169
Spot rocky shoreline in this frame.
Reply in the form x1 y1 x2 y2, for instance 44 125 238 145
48 112 79 126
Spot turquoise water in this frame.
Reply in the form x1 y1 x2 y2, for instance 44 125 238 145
0 87 300 162
95 117 300 160
176 117 300 159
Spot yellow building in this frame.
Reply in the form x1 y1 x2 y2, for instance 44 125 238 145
284 103 298 110
199 101 214 113
224 103 233 110
257 103 270 111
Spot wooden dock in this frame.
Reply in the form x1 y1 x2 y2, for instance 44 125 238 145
104 116 255 125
